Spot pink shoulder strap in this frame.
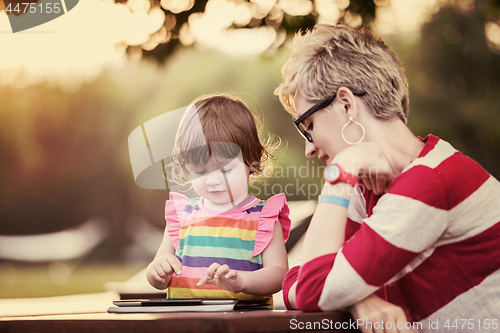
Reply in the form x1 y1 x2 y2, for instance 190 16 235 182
252 193 291 257
165 192 189 253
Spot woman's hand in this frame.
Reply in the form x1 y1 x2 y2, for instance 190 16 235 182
332 142 394 195
349 294 415 333
146 253 182 290
197 263 244 293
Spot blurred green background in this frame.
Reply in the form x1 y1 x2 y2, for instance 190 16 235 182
0 0 499 298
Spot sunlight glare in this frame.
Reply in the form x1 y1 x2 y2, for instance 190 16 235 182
485 20 500 53
205 0 237 29
336 0 350 10
250 0 276 13
141 26 171 51
265 6 284 27
233 1 253 27
186 0 277 56
315 0 341 26
0 0 165 88
278 0 313 17
344 10 362 28
0 0 449 88
128 0 152 12
374 0 439 35
179 21 196 45
160 0 194 15
215 26 276 56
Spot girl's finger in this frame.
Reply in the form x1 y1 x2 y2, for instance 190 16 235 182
214 264 230 279
153 267 166 283
167 256 182 275
196 275 209 287
224 270 237 280
159 261 174 276
206 263 222 279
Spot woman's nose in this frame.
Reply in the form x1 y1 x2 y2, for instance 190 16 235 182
305 140 318 158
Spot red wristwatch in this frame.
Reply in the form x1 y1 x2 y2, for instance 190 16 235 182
323 163 358 186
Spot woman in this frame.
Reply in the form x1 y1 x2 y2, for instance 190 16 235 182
274 24 500 333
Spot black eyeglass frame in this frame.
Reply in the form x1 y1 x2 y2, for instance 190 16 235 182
293 88 367 143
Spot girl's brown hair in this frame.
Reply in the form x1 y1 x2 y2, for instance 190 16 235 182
169 94 280 185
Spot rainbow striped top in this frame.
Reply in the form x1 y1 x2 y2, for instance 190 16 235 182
165 192 291 300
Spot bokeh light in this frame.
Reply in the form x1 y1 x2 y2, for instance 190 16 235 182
0 0 475 89
186 0 278 56
315 0 342 25
485 20 500 53
278 0 313 16
374 0 439 35
0 0 165 88
160 0 195 14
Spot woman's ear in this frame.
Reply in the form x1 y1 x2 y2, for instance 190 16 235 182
336 87 358 120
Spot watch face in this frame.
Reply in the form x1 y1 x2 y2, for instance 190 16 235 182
325 164 340 182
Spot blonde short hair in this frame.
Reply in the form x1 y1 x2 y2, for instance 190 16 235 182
274 24 409 123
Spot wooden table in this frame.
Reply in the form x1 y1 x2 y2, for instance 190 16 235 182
0 310 361 333
0 293 361 333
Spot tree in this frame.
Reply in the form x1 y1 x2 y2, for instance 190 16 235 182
419 0 500 177
115 0 378 62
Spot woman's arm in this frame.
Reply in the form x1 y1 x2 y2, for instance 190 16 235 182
285 266 415 332
295 143 395 311
296 142 447 312
302 182 353 263
302 142 393 263
282 266 299 309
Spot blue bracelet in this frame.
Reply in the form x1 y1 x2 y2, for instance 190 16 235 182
317 195 349 208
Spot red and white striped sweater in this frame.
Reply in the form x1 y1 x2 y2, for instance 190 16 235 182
284 135 500 332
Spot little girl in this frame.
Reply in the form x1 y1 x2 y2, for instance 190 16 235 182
146 94 290 303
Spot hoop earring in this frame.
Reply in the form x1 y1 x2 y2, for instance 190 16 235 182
341 117 365 145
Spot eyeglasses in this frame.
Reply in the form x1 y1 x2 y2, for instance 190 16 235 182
293 89 367 143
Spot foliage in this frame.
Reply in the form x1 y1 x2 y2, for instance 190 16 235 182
416 0 500 176
115 0 378 62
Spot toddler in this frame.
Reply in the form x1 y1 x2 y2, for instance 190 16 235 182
146 94 290 304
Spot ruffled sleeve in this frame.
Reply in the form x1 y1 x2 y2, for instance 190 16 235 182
165 192 189 253
252 193 291 256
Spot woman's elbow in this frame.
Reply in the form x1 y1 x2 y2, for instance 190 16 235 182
295 254 337 312
295 280 324 312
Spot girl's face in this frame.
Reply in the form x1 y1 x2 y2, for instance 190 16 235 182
188 153 251 211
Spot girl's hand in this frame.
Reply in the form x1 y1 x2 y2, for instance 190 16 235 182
197 263 244 294
146 253 182 289
332 142 394 195
349 294 415 333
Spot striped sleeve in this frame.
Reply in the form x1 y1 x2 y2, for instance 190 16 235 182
282 265 299 309
296 253 337 311
315 139 494 312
